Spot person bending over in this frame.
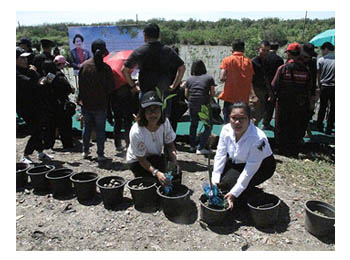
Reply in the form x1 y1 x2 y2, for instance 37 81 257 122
126 91 179 186
211 102 276 209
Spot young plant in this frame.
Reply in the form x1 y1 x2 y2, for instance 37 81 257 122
155 86 178 173
155 87 177 112
198 102 213 185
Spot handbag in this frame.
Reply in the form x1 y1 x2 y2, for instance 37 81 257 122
210 98 223 125
63 100 77 117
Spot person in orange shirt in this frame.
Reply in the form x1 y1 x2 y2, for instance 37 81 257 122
219 39 257 123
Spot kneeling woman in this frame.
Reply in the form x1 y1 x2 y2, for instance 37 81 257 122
211 102 276 209
126 91 179 186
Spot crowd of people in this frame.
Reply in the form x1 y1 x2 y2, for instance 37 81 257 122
16 23 335 209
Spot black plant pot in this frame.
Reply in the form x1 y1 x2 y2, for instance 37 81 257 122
247 192 281 227
96 176 126 209
199 193 229 226
70 172 98 203
157 184 190 217
26 165 55 193
45 168 73 198
127 177 158 210
16 162 31 190
304 200 335 237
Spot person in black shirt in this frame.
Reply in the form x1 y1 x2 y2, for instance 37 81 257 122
32 39 55 76
251 40 271 127
169 46 188 134
122 23 186 118
185 60 216 154
18 38 35 66
272 43 312 157
301 43 318 137
78 39 115 161
39 60 75 150
262 42 284 130
16 47 53 163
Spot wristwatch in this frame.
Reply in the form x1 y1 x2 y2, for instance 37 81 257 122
152 169 159 177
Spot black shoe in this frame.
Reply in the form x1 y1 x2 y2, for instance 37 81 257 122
316 123 324 132
325 128 333 135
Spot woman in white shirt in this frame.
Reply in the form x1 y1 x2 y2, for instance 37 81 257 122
126 91 179 186
211 102 276 209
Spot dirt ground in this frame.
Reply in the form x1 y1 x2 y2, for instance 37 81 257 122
15 131 335 251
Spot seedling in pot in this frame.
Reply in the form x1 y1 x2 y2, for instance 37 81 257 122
199 101 229 209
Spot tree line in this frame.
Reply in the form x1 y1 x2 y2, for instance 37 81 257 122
16 17 334 58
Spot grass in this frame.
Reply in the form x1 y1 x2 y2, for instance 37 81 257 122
275 145 335 205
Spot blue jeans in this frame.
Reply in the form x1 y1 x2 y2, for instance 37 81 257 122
82 108 107 156
189 105 211 150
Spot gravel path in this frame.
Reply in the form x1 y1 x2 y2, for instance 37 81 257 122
16 134 335 251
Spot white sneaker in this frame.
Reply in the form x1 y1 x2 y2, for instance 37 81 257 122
82 151 90 159
196 148 210 155
97 155 108 161
21 155 34 164
38 152 54 160
189 147 196 153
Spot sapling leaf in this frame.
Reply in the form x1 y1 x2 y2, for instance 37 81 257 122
164 94 177 102
155 87 162 101
201 104 209 115
198 112 209 121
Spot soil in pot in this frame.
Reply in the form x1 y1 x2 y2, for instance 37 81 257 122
127 177 158 210
45 168 73 198
26 165 55 193
70 172 98 203
203 200 229 210
199 194 230 226
16 162 31 190
157 184 190 217
304 200 335 237
96 176 126 209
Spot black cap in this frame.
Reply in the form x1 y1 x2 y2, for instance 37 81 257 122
91 39 109 55
303 43 317 57
140 91 163 108
18 38 32 48
40 39 54 48
16 47 31 59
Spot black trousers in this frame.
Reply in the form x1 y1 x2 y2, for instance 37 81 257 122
128 155 167 181
44 114 73 149
263 96 276 126
275 96 309 157
23 116 44 155
217 155 276 199
317 86 335 130
110 86 134 148
128 154 182 185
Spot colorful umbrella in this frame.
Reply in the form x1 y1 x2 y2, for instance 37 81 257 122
103 50 134 88
310 29 335 47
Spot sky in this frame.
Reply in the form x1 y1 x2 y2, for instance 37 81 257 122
16 10 335 26
14 0 338 26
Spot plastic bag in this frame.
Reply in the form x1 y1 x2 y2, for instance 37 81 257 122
164 173 174 195
202 182 225 207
